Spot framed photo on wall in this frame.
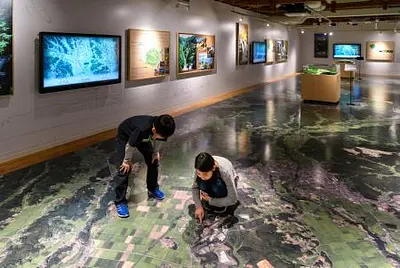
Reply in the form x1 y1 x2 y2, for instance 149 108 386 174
236 23 249 65
266 39 275 64
177 32 215 75
314 33 329 58
275 40 288 63
0 0 13 95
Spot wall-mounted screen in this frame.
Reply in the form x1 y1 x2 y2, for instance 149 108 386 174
251 42 266 64
39 32 121 94
333 43 361 59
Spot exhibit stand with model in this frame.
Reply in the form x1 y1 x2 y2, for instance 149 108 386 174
301 64 341 103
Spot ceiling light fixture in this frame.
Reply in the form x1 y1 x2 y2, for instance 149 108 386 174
239 17 243 22
329 32 333 36
301 30 304 34
267 23 270 27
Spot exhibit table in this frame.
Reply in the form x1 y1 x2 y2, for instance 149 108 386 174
301 73 341 103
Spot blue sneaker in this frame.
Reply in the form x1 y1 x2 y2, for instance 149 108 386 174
116 203 129 218
148 187 165 200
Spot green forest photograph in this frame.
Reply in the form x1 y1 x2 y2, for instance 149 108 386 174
178 33 215 74
0 0 12 96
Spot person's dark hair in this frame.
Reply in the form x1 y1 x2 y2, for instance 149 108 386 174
154 114 176 138
195 152 215 172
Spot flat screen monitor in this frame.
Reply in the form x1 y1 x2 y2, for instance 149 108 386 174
333 43 361 59
251 41 267 64
39 32 121 94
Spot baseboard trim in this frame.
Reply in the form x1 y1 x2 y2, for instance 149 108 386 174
0 73 300 175
361 73 400 78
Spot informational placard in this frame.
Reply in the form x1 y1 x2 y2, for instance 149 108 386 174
366 41 394 62
266 39 275 64
314 33 329 58
344 64 357 72
127 29 170 80
177 33 215 75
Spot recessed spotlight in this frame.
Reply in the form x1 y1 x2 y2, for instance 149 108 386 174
329 32 333 36
267 23 270 27
324 32 327 35
301 30 304 34
239 17 243 22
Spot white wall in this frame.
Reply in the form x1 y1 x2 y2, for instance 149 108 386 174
301 29 400 75
0 0 300 163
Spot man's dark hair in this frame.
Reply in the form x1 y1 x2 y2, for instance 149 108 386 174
154 114 176 138
195 152 215 172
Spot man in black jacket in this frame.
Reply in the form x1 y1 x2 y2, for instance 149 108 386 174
114 114 175 218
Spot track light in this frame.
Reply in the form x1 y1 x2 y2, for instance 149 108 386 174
239 17 243 22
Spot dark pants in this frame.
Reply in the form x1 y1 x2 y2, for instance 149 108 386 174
114 137 159 204
203 200 241 216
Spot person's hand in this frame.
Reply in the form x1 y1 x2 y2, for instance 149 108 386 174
152 152 160 164
195 206 205 224
200 190 211 202
120 160 132 174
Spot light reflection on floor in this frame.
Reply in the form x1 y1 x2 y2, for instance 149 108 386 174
0 76 399 267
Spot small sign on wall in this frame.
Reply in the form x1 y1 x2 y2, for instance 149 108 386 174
314 33 329 58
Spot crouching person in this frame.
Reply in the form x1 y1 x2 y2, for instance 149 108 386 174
192 152 240 224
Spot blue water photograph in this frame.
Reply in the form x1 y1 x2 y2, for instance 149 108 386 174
252 42 266 63
333 44 361 58
42 34 120 89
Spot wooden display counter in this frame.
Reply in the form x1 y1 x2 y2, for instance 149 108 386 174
301 73 341 103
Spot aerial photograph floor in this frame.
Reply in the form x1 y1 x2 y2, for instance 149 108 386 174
0 76 399 267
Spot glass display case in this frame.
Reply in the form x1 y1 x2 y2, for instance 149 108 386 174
303 64 339 75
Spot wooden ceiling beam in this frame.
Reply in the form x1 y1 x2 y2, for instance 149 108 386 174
301 14 399 25
217 0 400 10
325 0 400 10
215 0 308 6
